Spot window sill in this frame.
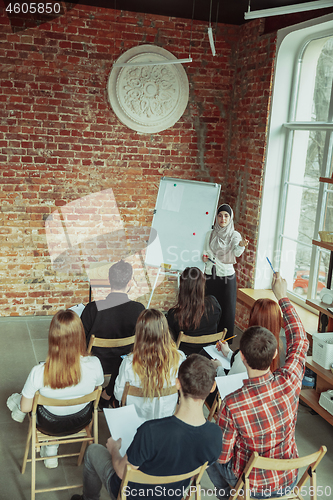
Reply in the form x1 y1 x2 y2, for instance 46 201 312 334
237 288 319 336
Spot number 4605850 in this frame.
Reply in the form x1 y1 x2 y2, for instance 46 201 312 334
6 3 61 14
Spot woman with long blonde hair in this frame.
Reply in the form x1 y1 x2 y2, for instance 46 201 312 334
114 309 185 419
8 309 103 468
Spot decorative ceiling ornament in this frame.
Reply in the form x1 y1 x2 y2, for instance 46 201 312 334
107 45 190 133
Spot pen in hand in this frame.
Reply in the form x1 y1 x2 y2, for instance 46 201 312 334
266 257 276 274
216 334 237 349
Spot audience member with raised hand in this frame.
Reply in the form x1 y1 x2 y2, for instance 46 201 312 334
207 272 309 499
7 309 104 469
166 266 221 355
114 309 185 419
70 354 222 500
213 297 283 377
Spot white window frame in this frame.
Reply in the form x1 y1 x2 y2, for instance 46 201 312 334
255 13 333 310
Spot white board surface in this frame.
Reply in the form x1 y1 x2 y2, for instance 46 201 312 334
145 177 221 271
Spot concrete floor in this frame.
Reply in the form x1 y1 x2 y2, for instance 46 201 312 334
1 318 332 500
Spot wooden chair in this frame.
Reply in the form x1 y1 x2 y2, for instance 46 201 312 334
21 386 102 500
120 381 178 407
175 328 227 421
206 392 221 422
87 334 136 377
118 461 208 500
176 328 227 349
229 445 327 500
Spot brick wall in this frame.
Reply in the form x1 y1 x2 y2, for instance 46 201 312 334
0 3 276 318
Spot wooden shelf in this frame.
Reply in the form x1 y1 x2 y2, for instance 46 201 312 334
305 356 333 386
312 239 333 252
301 357 333 427
300 389 333 426
306 299 333 318
319 177 333 184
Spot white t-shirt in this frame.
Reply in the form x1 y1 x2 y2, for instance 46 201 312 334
21 355 104 415
114 351 186 421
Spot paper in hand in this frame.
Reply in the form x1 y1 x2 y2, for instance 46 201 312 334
103 405 145 456
215 372 247 401
204 344 231 370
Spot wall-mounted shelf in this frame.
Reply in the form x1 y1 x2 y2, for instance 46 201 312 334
312 239 333 252
319 177 333 184
306 299 333 319
300 357 333 427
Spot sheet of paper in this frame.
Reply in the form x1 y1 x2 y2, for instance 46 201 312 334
203 344 231 370
103 405 145 456
215 372 247 401
161 182 184 212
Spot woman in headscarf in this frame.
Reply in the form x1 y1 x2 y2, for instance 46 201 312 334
202 204 248 344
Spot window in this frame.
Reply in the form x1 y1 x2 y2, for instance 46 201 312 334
278 36 333 300
255 15 333 306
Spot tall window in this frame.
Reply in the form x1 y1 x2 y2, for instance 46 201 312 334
277 36 333 300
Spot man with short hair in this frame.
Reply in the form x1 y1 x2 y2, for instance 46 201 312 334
81 260 145 406
70 354 222 500
208 273 309 499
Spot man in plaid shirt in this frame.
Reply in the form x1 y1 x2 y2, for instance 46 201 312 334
208 273 309 499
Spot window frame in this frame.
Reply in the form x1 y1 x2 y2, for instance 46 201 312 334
255 14 333 311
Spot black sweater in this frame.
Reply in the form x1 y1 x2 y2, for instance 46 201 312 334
166 295 222 356
81 292 145 373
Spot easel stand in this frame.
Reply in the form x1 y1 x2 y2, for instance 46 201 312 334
147 265 180 308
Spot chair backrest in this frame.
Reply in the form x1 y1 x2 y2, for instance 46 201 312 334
118 461 208 500
176 328 227 349
230 445 327 500
32 386 102 413
87 334 135 354
121 381 178 407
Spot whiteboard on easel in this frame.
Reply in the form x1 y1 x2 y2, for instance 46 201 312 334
145 177 221 272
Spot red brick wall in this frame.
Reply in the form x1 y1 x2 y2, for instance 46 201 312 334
0 3 276 317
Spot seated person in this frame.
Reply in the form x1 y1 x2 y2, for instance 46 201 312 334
9 309 104 469
114 309 185 420
81 260 145 407
166 267 221 355
213 297 284 376
70 354 222 500
207 273 309 499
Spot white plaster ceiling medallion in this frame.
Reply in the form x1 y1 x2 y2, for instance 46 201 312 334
107 45 190 133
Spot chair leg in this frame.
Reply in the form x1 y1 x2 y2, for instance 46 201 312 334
21 421 32 474
78 440 89 466
311 471 317 500
31 430 36 500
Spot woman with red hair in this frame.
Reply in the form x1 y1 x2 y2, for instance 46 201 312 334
214 298 284 376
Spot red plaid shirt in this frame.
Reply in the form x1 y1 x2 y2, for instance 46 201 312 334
218 298 309 493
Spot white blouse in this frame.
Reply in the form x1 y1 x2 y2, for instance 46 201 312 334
203 231 245 277
21 356 104 415
114 351 186 421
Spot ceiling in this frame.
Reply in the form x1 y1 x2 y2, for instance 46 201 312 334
78 0 332 26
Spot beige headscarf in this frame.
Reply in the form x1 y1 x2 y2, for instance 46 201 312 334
209 204 241 264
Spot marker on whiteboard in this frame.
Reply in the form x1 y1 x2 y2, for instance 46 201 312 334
204 255 215 264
